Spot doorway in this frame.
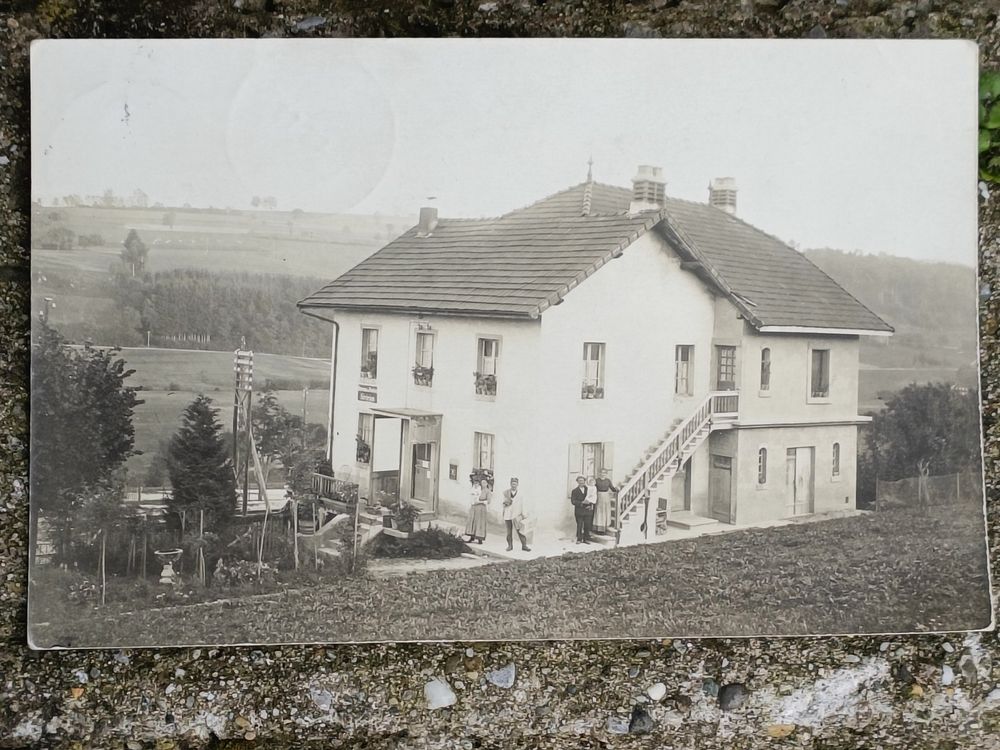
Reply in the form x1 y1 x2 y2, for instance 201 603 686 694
709 454 733 522
671 456 693 511
785 447 815 516
411 442 436 505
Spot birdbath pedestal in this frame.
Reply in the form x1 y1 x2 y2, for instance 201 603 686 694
154 548 183 585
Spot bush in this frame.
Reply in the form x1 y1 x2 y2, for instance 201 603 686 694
371 526 470 560
77 233 106 247
214 558 277 587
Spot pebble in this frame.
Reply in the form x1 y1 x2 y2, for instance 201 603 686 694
942 665 955 686
444 654 464 674
718 683 748 712
879 642 891 652
702 678 720 697
424 678 457 710
844 654 862 664
628 666 640 679
960 655 979 684
636 650 651 658
606 716 629 734
465 648 475 658
943 642 955 654
646 682 666 702
486 663 516 689
628 704 655 734
672 641 688 654
73 670 88 684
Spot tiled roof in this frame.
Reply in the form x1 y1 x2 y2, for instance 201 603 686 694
300 178 892 333
658 198 892 332
298 211 661 318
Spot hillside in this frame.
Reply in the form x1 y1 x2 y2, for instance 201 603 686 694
805 248 978 375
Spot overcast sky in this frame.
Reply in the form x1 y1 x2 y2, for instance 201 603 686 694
32 39 977 265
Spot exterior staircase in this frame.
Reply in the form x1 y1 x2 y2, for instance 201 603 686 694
615 391 739 546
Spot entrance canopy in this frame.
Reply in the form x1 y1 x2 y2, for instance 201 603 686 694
371 406 442 419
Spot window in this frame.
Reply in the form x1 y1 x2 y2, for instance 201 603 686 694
581 342 606 399
360 327 378 379
810 348 831 399
760 348 771 392
474 432 495 471
582 442 605 478
413 332 434 386
356 413 373 464
832 442 841 478
757 447 767 485
675 345 694 395
476 337 500 396
716 345 737 391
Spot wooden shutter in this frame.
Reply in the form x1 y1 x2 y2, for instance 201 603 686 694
602 442 615 481
567 443 583 496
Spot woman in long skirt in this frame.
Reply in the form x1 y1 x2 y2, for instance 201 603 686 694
593 469 618 533
464 477 488 544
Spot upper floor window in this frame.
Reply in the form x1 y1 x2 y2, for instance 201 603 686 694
832 442 841 478
675 345 694 396
360 327 378 380
810 348 831 399
474 431 495 471
716 345 737 391
757 447 767 485
413 332 434 386
582 342 606 399
760 348 771 392
356 413 373 464
475 337 500 396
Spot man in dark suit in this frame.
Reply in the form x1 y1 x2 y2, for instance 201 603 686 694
570 475 593 544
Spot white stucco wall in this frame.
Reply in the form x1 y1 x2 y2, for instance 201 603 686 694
533 230 719 534
733 423 858 525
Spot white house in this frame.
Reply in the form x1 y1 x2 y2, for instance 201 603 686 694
298 165 892 544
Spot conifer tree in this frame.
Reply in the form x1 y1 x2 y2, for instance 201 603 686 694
167 395 236 532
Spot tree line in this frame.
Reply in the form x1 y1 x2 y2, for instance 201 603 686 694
108 267 331 357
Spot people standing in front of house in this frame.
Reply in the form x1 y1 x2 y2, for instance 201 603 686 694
571 476 593 544
503 477 531 552
593 469 618 534
464 475 488 544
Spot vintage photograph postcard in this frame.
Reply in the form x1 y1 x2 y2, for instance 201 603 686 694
28 39 990 648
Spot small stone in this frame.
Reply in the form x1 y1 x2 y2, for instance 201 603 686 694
73 670 88 684
942 665 955 686
486 663 516 689
444 654 464 674
628 666 640 679
235 716 251 729
464 655 483 672
672 640 688 654
175 668 186 678
69 687 84 700
960 655 978 685
310 688 333 712
879 642 891 652
986 687 1000 703
478 1 498 11
721 658 729 668
669 693 692 710
244 732 257 741
465 648 475 657
647 682 667 702
910 684 924 698
636 650 652 658
702 678 720 697
424 679 457 710
628 705 655 734
185 696 194 709
718 683 748 711
113 652 130 665
844 654 861 664
606 716 629 734
807 23 827 38
894 664 914 685
293 16 326 31
943 642 955 654
767 724 796 739
6 17 18 29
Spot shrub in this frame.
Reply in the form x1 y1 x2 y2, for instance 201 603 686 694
213 558 277 587
77 233 106 247
372 526 470 560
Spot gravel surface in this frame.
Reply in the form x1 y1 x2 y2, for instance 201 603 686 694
2 2 1000 747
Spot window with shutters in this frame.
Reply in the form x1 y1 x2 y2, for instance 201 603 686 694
475 337 500 396
581 342 606 399
809 348 831 400
675 345 694 396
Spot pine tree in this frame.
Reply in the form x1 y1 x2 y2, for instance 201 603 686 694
167 395 236 532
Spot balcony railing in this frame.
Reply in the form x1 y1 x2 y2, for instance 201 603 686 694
311 472 359 506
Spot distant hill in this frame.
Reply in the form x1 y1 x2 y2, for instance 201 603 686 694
804 248 978 376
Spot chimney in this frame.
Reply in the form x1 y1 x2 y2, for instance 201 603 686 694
629 165 666 215
708 177 737 215
417 206 438 235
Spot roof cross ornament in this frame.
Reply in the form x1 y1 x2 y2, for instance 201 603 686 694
582 155 595 216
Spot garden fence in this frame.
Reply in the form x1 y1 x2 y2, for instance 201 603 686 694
874 471 983 512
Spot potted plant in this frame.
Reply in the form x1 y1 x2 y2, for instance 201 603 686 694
581 383 596 399
355 436 371 463
594 386 605 399
474 371 498 396
361 353 378 380
412 365 434 386
392 501 420 533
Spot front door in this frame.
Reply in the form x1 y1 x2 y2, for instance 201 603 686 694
411 442 435 505
709 454 732 522
670 457 692 511
786 447 815 516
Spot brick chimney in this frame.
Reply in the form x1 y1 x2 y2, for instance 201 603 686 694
417 206 438 236
629 165 666 215
708 177 737 215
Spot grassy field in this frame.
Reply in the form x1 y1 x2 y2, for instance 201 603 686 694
100 347 330 482
28 505 991 647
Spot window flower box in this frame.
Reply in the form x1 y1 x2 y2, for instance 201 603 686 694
412 365 434 386
474 371 497 396
581 383 605 400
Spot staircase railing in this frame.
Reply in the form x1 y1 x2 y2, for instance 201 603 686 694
615 391 739 538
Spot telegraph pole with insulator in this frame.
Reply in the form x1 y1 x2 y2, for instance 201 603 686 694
233 339 254 516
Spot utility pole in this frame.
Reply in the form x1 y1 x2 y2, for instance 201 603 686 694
234 339 254 516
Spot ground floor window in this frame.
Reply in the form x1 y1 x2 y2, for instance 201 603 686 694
757 447 767 485
474 432 495 471
356 413 373 464
832 442 841 478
